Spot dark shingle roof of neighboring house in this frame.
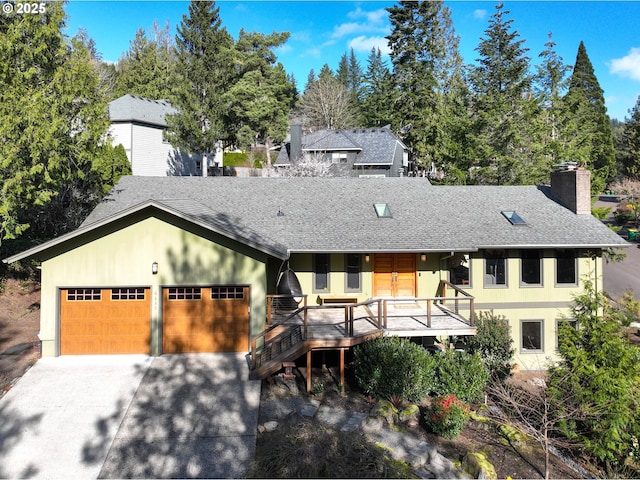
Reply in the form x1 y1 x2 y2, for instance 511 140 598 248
108 94 176 128
4 176 628 264
275 126 405 166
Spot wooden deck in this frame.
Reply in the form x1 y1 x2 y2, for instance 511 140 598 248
271 299 476 341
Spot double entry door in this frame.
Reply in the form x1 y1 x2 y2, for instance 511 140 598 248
373 253 416 297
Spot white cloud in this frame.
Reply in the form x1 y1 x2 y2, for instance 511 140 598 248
332 22 363 39
608 47 640 81
473 9 487 20
348 36 391 56
348 6 388 25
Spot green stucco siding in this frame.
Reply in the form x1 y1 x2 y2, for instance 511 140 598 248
39 215 267 357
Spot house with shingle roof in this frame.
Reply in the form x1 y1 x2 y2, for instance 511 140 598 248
108 94 204 176
274 125 411 177
4 166 629 379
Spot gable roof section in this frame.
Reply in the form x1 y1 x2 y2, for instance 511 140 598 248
5 176 627 264
108 94 176 128
275 126 404 166
4 198 288 264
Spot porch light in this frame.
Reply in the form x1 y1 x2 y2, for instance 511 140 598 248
152 262 158 275
420 254 427 262
364 255 370 263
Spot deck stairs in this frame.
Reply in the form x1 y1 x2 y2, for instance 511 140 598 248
249 319 384 380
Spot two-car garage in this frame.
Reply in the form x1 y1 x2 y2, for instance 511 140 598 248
59 286 250 355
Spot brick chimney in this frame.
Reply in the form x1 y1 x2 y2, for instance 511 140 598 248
550 163 591 215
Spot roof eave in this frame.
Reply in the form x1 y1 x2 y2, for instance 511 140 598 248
3 200 288 264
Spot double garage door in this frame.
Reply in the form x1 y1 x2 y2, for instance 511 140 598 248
60 286 249 355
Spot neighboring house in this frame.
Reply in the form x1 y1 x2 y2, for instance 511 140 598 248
4 167 628 376
274 125 411 177
108 94 210 176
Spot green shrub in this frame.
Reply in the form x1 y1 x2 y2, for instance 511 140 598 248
432 349 489 403
425 394 470 439
223 152 248 167
353 337 436 402
466 310 515 382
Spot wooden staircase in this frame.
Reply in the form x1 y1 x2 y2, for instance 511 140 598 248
249 323 307 380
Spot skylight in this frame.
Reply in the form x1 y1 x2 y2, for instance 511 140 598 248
502 211 527 225
374 203 392 218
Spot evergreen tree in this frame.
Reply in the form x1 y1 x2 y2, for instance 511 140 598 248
114 22 178 100
561 41 615 192
468 2 539 185
360 47 395 127
619 95 640 179
534 32 572 168
336 53 349 87
224 29 294 164
0 4 116 248
386 0 466 172
548 280 640 476
166 0 234 159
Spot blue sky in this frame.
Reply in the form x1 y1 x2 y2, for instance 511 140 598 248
64 1 640 121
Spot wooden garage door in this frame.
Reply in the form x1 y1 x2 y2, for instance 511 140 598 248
162 286 250 354
60 288 150 355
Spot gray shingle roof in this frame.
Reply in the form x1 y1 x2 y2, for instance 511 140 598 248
78 176 627 254
108 94 176 128
275 126 403 166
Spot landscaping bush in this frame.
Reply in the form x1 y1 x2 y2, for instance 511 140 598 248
466 310 515 382
353 337 437 402
432 349 489 403
424 394 470 439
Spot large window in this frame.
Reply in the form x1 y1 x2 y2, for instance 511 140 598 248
345 253 361 291
521 249 542 286
314 253 330 291
556 249 577 285
484 250 507 286
521 320 543 352
449 253 470 286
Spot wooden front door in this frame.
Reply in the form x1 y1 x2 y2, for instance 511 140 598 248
373 254 416 297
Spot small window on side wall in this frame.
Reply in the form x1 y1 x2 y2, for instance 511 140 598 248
521 249 542 286
314 253 330 291
484 250 507 286
449 253 470 287
521 320 543 352
556 249 577 285
345 253 361 292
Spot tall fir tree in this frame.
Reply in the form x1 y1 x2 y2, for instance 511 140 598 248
386 0 465 172
166 0 234 159
360 47 395 128
223 29 294 164
114 22 178 101
561 41 616 192
534 32 572 167
620 96 640 179
468 2 540 185
0 2 119 251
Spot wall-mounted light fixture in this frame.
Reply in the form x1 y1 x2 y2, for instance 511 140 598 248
364 254 370 263
420 254 427 262
152 261 158 275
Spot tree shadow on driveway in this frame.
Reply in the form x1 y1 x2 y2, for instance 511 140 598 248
92 353 261 479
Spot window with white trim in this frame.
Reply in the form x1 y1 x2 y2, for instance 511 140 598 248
314 253 330 291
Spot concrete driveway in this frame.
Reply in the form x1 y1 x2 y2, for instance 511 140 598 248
0 353 261 479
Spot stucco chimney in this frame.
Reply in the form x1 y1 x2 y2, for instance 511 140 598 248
550 163 591 215
290 125 302 163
